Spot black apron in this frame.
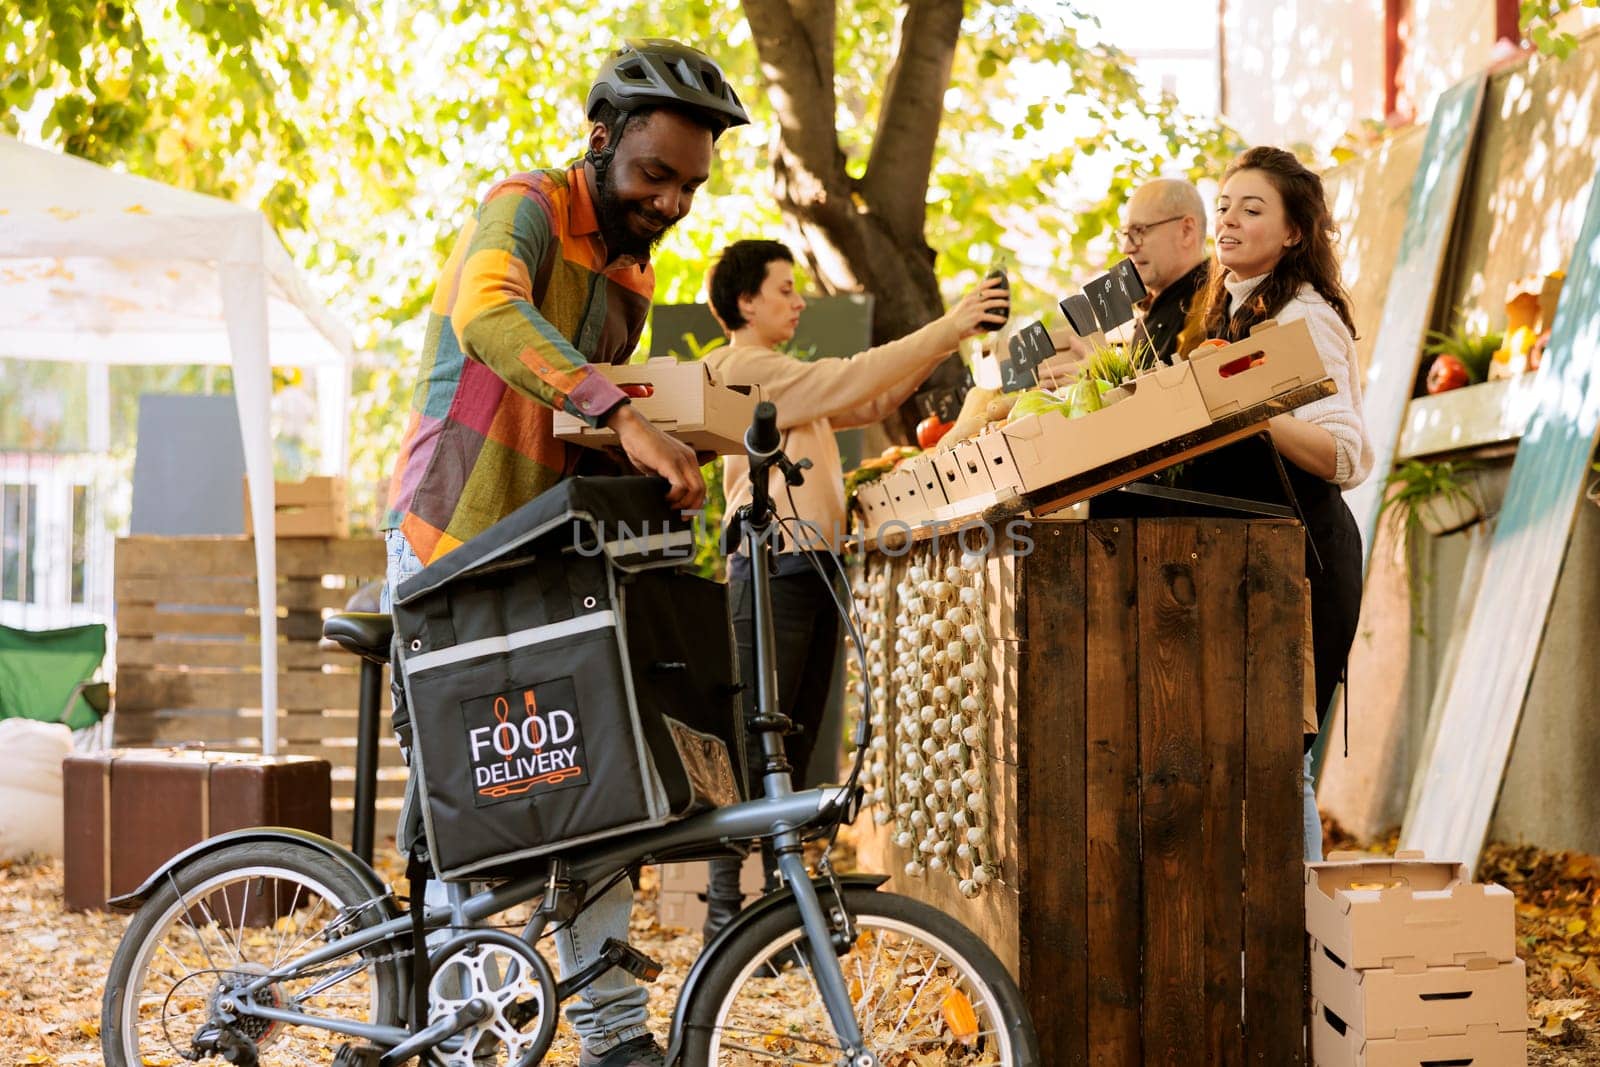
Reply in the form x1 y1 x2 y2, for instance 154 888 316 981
1173 437 1363 736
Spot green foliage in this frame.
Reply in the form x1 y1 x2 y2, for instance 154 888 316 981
1378 459 1486 634
1077 339 1154 388
2 0 1244 534
1424 326 1503 384
1520 0 1598 57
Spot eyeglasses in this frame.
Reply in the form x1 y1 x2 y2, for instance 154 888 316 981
1117 215 1184 247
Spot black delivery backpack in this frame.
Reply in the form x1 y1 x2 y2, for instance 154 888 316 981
391 477 743 880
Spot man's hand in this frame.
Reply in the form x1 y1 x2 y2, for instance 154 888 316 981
605 404 707 510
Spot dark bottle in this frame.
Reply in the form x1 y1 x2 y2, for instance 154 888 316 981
981 259 1010 334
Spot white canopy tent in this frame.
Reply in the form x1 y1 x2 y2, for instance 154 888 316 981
0 135 354 754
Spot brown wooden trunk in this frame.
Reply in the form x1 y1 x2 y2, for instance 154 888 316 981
855 517 1308 1066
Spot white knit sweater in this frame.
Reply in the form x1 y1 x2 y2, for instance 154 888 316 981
1223 273 1374 489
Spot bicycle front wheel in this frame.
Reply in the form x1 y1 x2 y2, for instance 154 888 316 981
682 885 1039 1066
101 839 404 1066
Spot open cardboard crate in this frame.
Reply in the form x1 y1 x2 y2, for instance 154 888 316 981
1311 1002 1526 1067
978 360 1211 494
854 479 896 529
242 476 348 538
1306 852 1516 971
1188 317 1328 419
552 357 761 455
1311 940 1527 1042
883 465 935 526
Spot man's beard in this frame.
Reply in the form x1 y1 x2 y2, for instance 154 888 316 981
597 164 676 261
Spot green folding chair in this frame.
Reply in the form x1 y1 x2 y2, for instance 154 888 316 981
0 622 111 731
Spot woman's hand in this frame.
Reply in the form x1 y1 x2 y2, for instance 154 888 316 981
939 277 1011 348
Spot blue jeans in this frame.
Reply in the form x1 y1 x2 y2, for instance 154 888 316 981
1303 752 1322 863
383 529 649 1054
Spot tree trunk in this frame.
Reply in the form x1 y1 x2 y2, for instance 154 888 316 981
742 0 969 440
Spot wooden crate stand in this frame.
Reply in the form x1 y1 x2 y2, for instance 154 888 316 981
113 535 397 844
854 517 1309 1066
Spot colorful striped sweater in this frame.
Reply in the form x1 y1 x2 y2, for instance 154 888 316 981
383 163 652 564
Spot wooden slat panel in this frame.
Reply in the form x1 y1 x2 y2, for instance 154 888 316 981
117 668 387 713
1137 521 1206 1062
117 576 359 610
117 637 357 670
289 742 408 769
117 605 260 638
1197 523 1248 1067
1403 163 1600 867
1243 523 1307 1066
1018 524 1087 1066
116 536 382 578
1342 74 1489 555
1083 520 1141 1065
117 607 328 642
114 709 378 742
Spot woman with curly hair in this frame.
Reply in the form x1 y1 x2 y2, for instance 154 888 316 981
1185 146 1374 860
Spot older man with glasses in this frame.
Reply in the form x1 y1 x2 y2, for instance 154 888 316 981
1047 177 1211 374
1118 177 1211 363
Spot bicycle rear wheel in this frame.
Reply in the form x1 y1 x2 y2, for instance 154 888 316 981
681 885 1039 1066
101 839 404 1065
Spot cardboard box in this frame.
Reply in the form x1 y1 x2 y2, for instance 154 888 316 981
907 453 950 512
552 357 761 455
1311 940 1528 1040
1188 318 1328 419
655 854 765 931
983 361 1211 494
63 749 331 911
1305 854 1516 970
1311 1001 1526 1067
657 888 708 931
854 480 895 529
931 446 977 501
883 466 933 526
242 476 349 538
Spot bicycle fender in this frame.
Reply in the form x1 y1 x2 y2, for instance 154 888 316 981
106 826 392 912
665 872 889 1065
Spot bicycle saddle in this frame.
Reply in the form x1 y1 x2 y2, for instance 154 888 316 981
324 612 393 665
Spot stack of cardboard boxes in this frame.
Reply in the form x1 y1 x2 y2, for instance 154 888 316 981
1306 851 1529 1066
655 853 766 932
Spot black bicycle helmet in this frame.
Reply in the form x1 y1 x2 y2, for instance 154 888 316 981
586 38 750 138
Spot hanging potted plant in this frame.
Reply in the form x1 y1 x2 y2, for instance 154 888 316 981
1378 459 1486 634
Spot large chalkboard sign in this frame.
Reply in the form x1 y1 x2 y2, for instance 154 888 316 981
1343 75 1488 561
1402 163 1600 869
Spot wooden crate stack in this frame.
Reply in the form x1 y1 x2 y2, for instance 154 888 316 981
114 535 400 845
1307 851 1528 1066
242 476 350 538
655 853 765 932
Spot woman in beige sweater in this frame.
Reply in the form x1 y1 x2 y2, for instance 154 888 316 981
699 239 1006 940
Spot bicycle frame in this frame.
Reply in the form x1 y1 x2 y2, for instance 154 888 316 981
138 403 883 1064
209 784 852 1048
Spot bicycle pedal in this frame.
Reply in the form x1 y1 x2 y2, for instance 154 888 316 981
333 1043 382 1067
603 937 663 982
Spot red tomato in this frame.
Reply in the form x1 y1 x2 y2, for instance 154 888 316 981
1426 354 1471 394
916 415 954 449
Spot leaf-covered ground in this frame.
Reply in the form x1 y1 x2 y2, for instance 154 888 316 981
6 830 1599 1063
0 853 702 1064
1326 821 1600 1065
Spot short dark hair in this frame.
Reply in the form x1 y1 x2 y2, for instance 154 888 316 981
709 240 794 331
